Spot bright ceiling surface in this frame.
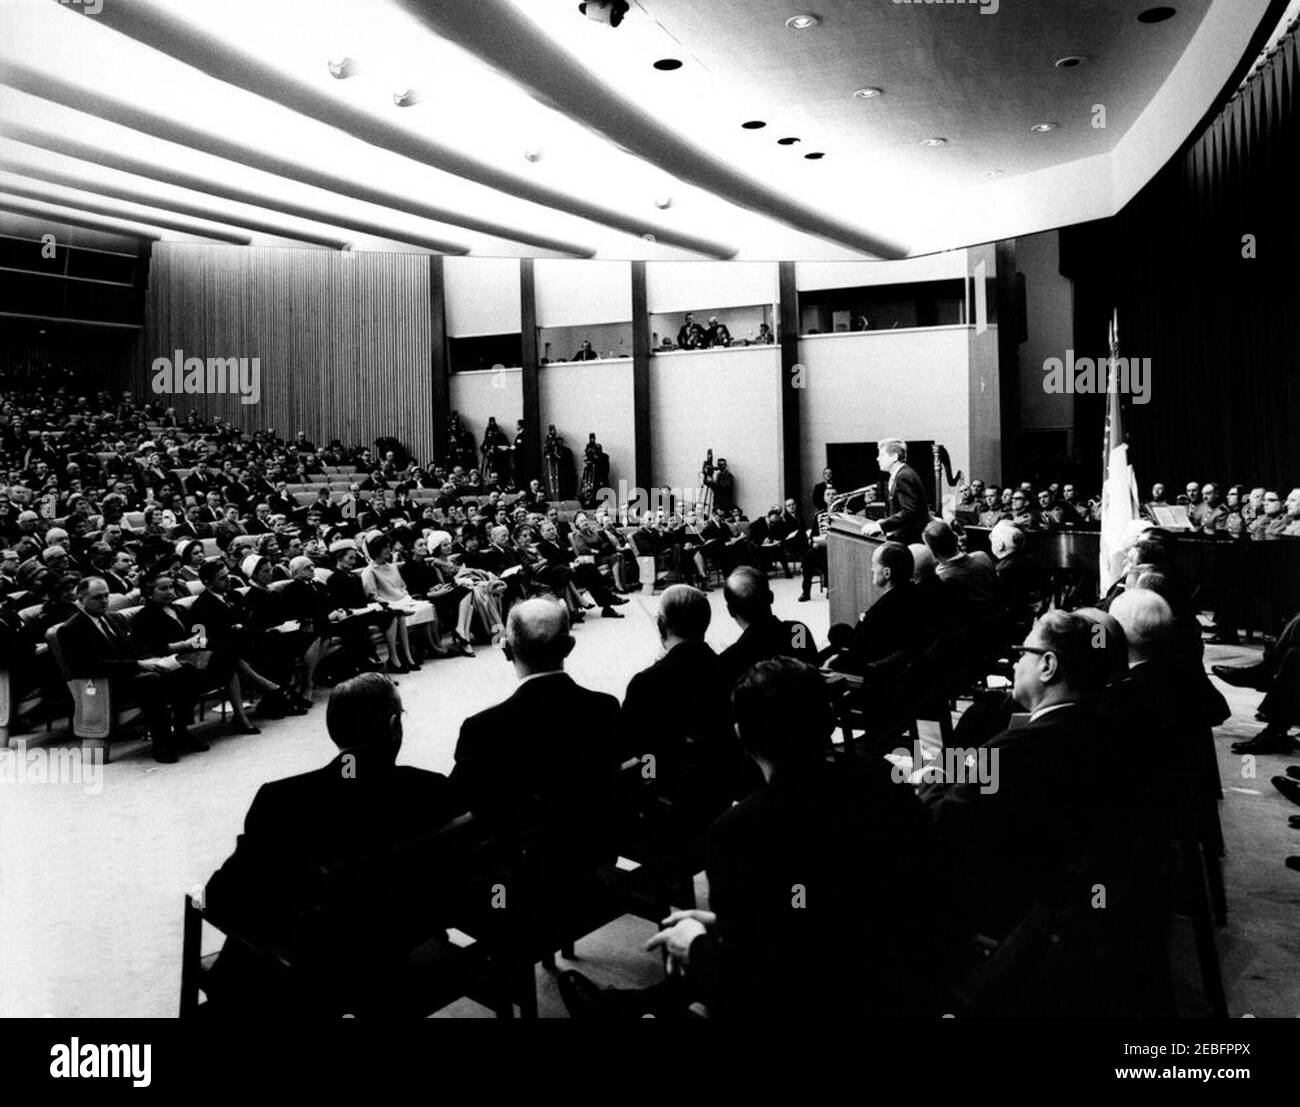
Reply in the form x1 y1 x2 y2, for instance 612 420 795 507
0 0 1279 260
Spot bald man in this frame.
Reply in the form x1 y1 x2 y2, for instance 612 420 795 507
451 599 624 883
717 567 818 689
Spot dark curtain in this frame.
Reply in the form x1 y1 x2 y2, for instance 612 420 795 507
1060 19 1300 494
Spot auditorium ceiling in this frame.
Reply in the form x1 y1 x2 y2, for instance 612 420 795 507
0 0 1281 260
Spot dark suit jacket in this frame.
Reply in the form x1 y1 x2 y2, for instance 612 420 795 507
56 609 143 680
692 757 944 1018
718 615 819 689
131 602 195 657
925 703 1115 941
832 581 935 676
189 589 247 653
879 463 929 545
451 672 622 877
622 640 759 810
205 751 461 1007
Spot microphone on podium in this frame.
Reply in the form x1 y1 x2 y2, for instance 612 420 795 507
828 485 878 513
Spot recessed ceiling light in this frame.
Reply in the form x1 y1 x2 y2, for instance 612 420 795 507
1054 55 1087 69
642 234 656 242
984 169 1005 178
327 57 362 80
920 137 948 147
523 149 543 163
653 58 683 71
853 87 883 99
777 136 801 145
786 14 820 30
1030 122 1059 133
393 89 423 107
741 120 767 129
804 152 825 160
1138 6 1177 24
653 197 673 210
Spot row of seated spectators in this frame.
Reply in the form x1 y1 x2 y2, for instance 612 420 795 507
196 523 1233 1017
949 476 1300 540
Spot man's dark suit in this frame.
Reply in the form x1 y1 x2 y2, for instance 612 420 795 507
622 640 759 820
537 538 618 607
204 750 461 1013
451 672 623 884
102 570 134 596
879 463 929 545
830 581 935 676
54 609 191 744
924 703 1119 946
717 615 818 689
689 757 945 1019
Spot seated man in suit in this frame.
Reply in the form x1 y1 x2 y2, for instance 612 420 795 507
920 610 1136 1016
717 567 818 688
560 659 946 1020
1215 606 1300 756
56 576 200 763
534 519 626 619
451 598 624 904
826 542 934 678
623 585 760 829
991 521 1050 631
745 507 792 579
203 674 461 1014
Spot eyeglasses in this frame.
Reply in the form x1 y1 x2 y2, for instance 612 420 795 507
1009 644 1050 658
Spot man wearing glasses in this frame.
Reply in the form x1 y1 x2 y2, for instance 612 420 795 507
920 610 1121 1014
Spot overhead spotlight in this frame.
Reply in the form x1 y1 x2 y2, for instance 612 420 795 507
327 56 362 80
642 233 657 242
1030 122 1059 133
653 196 673 210
984 169 1005 178
524 148 543 163
393 88 423 108
786 14 820 30
578 1 629 27
920 137 948 147
853 87 883 100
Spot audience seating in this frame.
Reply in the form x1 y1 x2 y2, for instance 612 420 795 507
181 814 517 1017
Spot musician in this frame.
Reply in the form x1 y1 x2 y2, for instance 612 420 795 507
861 439 929 545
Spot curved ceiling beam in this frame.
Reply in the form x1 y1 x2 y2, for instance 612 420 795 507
0 122 454 253
0 63 592 258
89 1 737 259
395 0 908 260
0 194 164 242
0 175 253 244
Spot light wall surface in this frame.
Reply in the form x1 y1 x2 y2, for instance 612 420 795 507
649 346 784 514
538 359 636 497
797 328 973 505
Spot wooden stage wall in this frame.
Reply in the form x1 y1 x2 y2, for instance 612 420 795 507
142 244 435 463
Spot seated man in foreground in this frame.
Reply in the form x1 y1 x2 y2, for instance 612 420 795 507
451 598 624 901
717 567 818 688
203 673 460 1013
560 659 945 1019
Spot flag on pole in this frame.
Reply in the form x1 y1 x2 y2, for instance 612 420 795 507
1099 311 1141 594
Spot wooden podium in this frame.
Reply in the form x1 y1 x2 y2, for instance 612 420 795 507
826 514 888 627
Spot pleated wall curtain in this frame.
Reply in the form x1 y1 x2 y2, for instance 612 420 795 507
143 244 434 464
1061 21 1300 491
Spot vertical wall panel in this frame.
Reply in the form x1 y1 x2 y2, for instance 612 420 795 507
143 243 434 465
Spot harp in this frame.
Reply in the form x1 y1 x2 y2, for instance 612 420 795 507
931 444 964 514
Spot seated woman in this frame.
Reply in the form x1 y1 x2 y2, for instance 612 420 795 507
241 554 316 710
132 568 260 735
452 527 508 644
359 531 446 667
176 539 207 584
400 532 474 657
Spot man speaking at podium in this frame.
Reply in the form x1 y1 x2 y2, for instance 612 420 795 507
860 439 929 545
